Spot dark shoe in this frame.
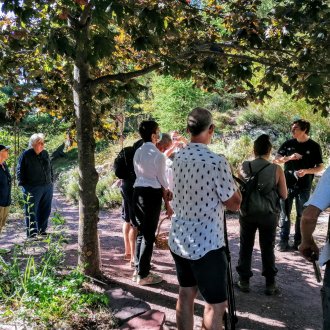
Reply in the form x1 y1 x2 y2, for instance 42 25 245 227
292 241 301 251
39 232 48 236
276 241 289 252
237 280 250 293
265 283 280 295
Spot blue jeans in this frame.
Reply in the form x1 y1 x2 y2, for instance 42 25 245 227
322 262 330 329
22 184 53 237
279 188 310 243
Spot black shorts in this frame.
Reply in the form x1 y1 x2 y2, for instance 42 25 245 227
120 181 136 226
171 247 228 304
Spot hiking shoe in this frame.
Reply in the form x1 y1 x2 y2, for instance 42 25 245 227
276 241 289 252
265 283 280 296
132 270 138 282
137 272 163 286
237 280 250 293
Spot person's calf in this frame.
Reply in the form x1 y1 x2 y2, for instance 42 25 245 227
202 301 227 330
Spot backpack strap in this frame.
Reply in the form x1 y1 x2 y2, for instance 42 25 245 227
249 162 271 177
233 162 271 186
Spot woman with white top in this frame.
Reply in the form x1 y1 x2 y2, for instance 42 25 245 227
133 120 172 286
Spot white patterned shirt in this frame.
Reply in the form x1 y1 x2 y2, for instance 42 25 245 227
169 143 236 260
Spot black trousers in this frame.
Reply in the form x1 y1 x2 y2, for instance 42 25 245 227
236 213 278 282
133 187 162 278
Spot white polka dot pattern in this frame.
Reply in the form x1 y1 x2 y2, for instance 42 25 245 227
168 143 236 260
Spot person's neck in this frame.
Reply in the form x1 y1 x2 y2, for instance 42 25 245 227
190 136 209 144
256 155 269 160
296 134 309 143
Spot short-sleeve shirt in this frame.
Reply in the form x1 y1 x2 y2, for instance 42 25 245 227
277 138 323 189
168 143 236 260
305 167 330 211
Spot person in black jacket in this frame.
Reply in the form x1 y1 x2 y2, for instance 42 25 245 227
0 145 11 234
17 134 53 238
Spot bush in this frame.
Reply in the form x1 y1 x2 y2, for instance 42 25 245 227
211 135 254 172
58 167 122 209
97 173 122 209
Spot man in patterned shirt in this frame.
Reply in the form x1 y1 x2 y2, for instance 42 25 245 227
169 108 241 330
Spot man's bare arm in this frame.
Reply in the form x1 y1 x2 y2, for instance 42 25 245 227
223 190 241 212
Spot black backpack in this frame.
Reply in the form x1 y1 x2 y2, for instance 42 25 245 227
234 163 277 217
113 146 136 180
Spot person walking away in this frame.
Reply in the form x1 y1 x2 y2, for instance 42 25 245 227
236 134 287 295
299 166 330 330
17 134 54 238
169 108 241 330
0 145 11 234
275 119 323 251
133 121 172 286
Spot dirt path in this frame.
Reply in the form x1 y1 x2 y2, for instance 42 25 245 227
1 190 327 329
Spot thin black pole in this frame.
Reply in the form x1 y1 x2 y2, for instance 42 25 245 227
223 212 238 329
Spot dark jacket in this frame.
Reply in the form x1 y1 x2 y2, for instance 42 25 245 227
17 149 53 187
0 162 11 206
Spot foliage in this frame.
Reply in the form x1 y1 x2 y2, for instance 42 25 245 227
57 168 80 203
0 215 113 328
58 167 121 209
237 88 330 159
210 135 254 172
9 185 24 216
144 75 207 132
20 113 69 136
97 174 122 209
0 0 328 123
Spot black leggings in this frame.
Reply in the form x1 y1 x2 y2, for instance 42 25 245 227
133 187 162 278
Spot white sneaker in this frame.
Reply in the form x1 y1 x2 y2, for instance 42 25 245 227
137 272 163 286
132 270 138 282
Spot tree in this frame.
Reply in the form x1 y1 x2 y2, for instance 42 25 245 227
0 0 329 277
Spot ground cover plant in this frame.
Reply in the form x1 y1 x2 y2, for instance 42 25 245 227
0 212 115 329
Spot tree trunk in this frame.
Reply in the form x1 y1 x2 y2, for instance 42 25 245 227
73 24 101 277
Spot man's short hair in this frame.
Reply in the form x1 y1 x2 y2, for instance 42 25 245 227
292 119 310 134
187 108 212 136
138 120 159 142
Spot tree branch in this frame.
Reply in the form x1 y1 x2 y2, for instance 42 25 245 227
79 1 93 26
197 42 296 57
89 63 162 87
195 50 329 74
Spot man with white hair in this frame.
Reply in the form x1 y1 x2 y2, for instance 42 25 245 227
17 133 53 238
